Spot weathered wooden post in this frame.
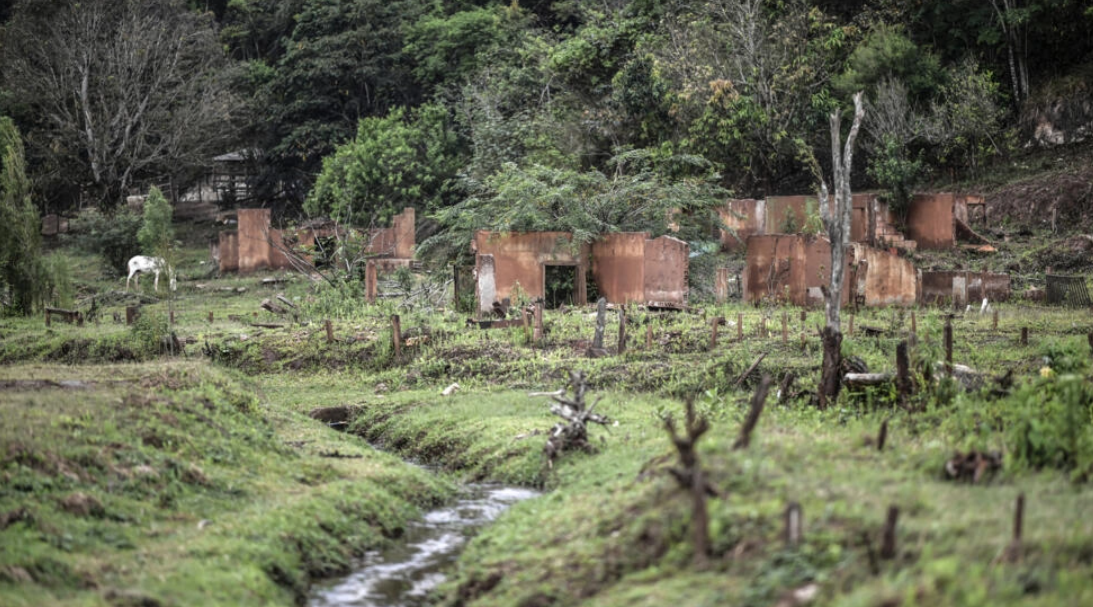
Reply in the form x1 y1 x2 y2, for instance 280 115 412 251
208 311 214 323
617 310 627 355
391 314 402 358
784 502 803 549
896 340 911 407
992 308 999 331
522 308 531 343
1021 326 1029 346
710 316 719 349
169 309 175 325
126 306 138 326
880 505 899 560
45 309 51 327
944 317 953 375
365 260 378 303
325 319 334 344
646 323 653 349
533 304 543 343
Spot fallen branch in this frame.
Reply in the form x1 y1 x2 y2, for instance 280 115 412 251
843 372 893 388
733 374 772 450
734 352 768 387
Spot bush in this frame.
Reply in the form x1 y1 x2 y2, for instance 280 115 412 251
76 209 142 277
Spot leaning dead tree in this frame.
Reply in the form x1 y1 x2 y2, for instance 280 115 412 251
817 92 865 409
663 397 719 568
531 370 611 466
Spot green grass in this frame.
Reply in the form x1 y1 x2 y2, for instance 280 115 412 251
0 362 452 606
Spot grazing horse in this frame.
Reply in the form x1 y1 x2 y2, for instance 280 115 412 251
126 255 176 292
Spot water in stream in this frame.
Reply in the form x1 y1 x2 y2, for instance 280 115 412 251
308 484 538 607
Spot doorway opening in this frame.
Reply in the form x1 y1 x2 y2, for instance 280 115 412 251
544 264 578 309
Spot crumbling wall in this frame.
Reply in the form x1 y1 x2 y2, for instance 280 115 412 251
849 244 918 306
745 235 915 307
643 235 688 307
473 231 588 313
218 232 239 272
236 209 272 273
920 271 1011 306
906 193 955 249
592 233 647 304
719 199 763 251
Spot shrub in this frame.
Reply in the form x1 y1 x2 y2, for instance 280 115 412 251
76 209 143 277
137 186 174 257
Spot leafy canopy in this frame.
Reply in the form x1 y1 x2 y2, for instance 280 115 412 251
305 103 464 224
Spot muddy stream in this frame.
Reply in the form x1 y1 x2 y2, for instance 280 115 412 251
308 481 538 607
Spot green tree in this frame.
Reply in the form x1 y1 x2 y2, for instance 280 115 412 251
0 116 47 314
834 26 943 102
305 103 464 224
422 147 729 264
137 186 175 257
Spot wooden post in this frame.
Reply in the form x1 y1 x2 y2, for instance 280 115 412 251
760 316 766 338
1020 326 1028 346
944 317 953 375
45 310 51 327
1013 493 1025 545
522 309 531 343
591 297 607 351
169 309 175 325
800 331 806 350
880 505 899 560
781 312 788 345
533 304 543 343
784 501 803 549
617 310 627 354
645 323 653 348
992 308 998 331
391 314 402 358
710 316 719 348
911 311 917 336
365 260 378 303
126 306 138 326
896 340 911 407
325 319 333 344
76 312 84 327
737 312 743 341
208 311 214 323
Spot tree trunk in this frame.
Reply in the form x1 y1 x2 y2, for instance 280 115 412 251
819 327 842 408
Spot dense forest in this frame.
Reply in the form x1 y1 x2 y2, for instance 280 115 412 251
2 0 1092 236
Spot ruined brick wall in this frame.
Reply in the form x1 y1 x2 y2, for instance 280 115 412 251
745 235 915 307
473 231 588 313
218 232 238 272
920 271 1010 306
643 236 688 307
236 209 272 273
848 244 918 306
763 196 812 234
592 233 648 304
906 193 955 249
719 199 763 251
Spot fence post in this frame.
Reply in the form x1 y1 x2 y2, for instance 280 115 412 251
325 319 333 344
992 308 998 331
710 316 719 349
391 314 402 358
533 304 543 344
1021 326 1029 346
944 317 953 374
45 310 51 327
618 310 627 354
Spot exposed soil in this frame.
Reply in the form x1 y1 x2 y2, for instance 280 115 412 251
987 166 1093 232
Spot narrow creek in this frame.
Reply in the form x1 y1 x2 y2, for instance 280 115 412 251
308 481 539 607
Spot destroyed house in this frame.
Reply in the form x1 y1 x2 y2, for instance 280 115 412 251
216 207 415 274
472 231 689 314
721 192 991 252
743 234 919 307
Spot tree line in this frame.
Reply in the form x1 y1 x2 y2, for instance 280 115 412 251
1 0 1091 241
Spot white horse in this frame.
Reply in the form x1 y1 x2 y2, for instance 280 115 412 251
126 255 176 292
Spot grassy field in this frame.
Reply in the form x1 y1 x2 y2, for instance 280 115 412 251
3 228 1093 606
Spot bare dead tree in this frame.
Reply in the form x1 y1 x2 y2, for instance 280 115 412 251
1 0 240 206
817 92 865 409
531 370 612 466
733 374 772 450
663 397 718 568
